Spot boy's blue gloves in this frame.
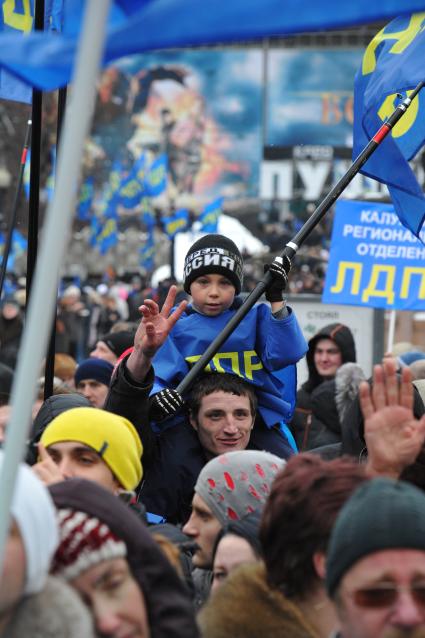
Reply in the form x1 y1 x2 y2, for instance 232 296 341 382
264 256 290 303
149 388 184 422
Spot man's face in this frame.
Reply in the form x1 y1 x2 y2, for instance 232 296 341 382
76 379 109 408
0 521 26 633
90 341 117 365
313 338 342 378
46 442 119 493
336 549 425 638
190 391 254 458
182 493 222 569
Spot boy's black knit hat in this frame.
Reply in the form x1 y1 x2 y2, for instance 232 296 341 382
326 478 425 597
183 234 243 294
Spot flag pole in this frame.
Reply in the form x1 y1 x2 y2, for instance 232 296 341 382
44 86 68 401
0 120 32 299
176 83 425 396
0 0 111 573
26 0 45 301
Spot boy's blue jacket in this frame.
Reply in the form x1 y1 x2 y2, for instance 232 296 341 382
152 301 307 426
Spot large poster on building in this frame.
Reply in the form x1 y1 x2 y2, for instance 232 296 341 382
89 49 263 200
266 48 363 148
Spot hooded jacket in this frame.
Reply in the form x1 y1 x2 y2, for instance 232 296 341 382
49 479 199 638
4 576 95 638
290 323 356 450
198 563 320 638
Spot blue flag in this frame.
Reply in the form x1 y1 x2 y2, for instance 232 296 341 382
140 197 155 228
77 176 94 221
118 152 146 209
0 0 64 103
200 197 222 233
2 1 425 92
353 13 425 237
145 154 167 197
89 215 102 248
162 208 189 239
98 216 118 255
140 229 155 271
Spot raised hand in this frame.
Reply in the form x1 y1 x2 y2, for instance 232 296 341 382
362 358 425 478
127 285 187 381
32 442 65 486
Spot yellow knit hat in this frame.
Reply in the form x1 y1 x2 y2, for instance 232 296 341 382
40 407 143 490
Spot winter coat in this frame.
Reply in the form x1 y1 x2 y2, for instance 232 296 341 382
198 563 320 638
4 576 95 637
104 361 292 524
290 323 356 450
152 300 307 427
50 479 199 638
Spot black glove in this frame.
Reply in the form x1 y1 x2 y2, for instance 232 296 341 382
264 256 290 302
149 388 184 422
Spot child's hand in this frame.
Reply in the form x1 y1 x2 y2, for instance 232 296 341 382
264 256 290 302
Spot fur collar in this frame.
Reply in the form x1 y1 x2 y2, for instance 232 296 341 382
199 563 320 638
5 576 95 637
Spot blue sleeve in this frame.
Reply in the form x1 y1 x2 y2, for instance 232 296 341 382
151 331 189 395
256 304 308 370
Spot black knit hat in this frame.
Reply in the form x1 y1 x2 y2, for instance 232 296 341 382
101 331 135 357
183 234 243 294
74 358 114 387
326 478 425 597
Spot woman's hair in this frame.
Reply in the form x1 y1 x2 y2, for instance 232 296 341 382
260 453 367 599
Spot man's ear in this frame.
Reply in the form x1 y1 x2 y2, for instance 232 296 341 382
250 412 256 430
313 551 327 580
189 412 198 431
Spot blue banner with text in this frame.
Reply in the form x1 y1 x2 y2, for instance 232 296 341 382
323 199 425 310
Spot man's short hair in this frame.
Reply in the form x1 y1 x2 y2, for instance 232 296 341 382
187 372 257 419
260 453 367 599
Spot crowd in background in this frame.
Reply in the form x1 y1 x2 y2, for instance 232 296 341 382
1 237 425 637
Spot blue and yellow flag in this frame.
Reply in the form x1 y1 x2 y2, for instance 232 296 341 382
200 197 222 233
77 176 94 221
162 208 189 239
145 154 167 197
353 13 425 237
140 196 155 229
140 229 155 271
98 216 118 255
118 152 146 209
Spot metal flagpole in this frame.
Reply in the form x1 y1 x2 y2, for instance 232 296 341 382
175 83 425 396
44 86 68 401
0 0 112 573
26 0 45 301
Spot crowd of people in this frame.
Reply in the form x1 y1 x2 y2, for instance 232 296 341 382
1 232 425 637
